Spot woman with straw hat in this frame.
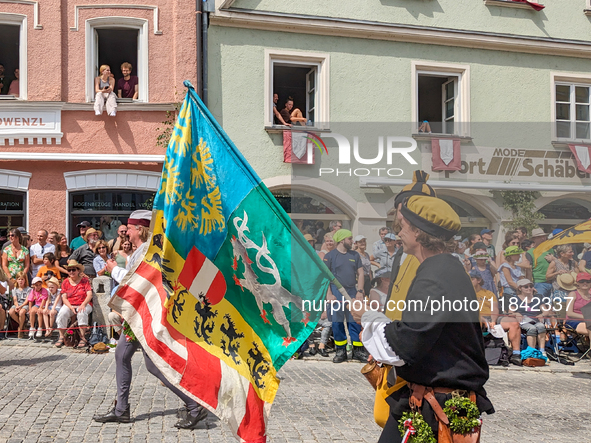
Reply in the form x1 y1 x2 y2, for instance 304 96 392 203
498 246 525 304
546 244 577 303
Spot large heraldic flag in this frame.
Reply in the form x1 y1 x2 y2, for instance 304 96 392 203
109 82 333 443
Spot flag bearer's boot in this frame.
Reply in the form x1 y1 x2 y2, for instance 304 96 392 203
333 346 348 363
175 406 208 429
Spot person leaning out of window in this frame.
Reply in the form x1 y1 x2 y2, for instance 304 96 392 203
94 65 117 117
117 62 138 100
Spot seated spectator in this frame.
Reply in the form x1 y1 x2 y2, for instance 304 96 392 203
42 277 62 338
565 272 591 344
56 234 71 275
509 278 547 359
272 93 291 126
70 221 91 251
114 238 132 268
0 267 9 340
117 62 138 100
578 243 591 272
36 252 62 288
318 232 335 260
497 230 520 266
280 97 307 126
498 246 524 303
8 68 19 97
55 260 93 348
27 277 48 339
354 235 372 295
469 248 498 296
0 63 11 95
368 267 390 311
417 120 431 133
93 240 111 277
69 228 101 278
470 269 522 366
464 233 482 258
94 65 117 116
47 231 60 247
546 244 577 302
108 225 128 253
307 309 331 358
8 272 30 339
303 234 315 249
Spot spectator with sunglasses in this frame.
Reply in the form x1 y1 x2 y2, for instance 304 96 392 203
2 228 30 283
93 240 111 277
565 272 591 342
509 278 548 359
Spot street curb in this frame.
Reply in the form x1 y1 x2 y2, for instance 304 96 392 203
489 364 591 374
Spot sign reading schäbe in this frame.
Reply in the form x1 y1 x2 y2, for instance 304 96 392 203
424 145 591 184
0 105 63 145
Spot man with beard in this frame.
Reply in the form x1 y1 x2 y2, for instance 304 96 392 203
93 210 207 428
69 227 101 277
323 229 368 363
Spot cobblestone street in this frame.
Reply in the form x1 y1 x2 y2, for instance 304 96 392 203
0 342 590 442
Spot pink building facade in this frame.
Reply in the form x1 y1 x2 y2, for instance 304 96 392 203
0 1 197 242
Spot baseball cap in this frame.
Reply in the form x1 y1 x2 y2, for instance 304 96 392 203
480 229 494 236
384 233 397 241
353 234 366 242
516 278 533 287
31 277 43 284
17 227 27 234
576 272 591 282
76 221 91 228
469 269 483 280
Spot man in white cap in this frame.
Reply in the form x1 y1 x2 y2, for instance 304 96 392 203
94 210 207 428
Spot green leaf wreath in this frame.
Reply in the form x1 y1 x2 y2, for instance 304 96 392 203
397 411 436 443
443 397 482 435
123 321 137 343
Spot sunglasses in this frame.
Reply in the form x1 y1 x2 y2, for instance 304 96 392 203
520 284 534 289
97 247 107 250
67 268 79 272
8 234 14 237
578 280 591 284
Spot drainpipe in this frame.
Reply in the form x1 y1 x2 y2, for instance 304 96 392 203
196 0 202 99
202 0 215 107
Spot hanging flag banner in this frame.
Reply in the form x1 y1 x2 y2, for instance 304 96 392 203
110 81 333 443
431 138 461 171
568 144 591 174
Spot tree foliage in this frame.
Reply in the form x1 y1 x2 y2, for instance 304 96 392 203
499 190 545 232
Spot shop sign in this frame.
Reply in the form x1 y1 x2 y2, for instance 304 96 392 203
0 106 63 145
426 147 591 183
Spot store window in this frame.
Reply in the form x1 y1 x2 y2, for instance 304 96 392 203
272 189 350 249
69 190 154 242
0 190 26 233
0 14 26 100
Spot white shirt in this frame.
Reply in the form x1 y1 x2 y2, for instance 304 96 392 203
29 242 56 277
111 242 148 284
361 310 405 366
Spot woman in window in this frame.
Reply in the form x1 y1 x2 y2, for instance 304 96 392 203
8 68 19 97
94 65 117 117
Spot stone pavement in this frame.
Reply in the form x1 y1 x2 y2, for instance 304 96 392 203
0 341 590 442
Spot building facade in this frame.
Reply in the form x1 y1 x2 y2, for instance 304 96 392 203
207 0 591 248
0 1 197 242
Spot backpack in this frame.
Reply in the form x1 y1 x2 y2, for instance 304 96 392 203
483 334 510 366
88 322 108 346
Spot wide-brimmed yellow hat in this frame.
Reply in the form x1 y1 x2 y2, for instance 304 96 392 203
557 272 577 291
65 259 84 272
84 227 102 242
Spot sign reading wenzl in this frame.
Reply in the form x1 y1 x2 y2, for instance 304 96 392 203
428 147 590 182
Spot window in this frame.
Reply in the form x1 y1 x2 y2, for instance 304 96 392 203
0 190 26 232
412 62 470 136
86 17 148 102
555 83 591 140
265 50 329 129
0 14 27 100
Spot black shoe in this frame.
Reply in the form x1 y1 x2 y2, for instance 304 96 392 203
308 347 317 356
318 348 329 358
351 346 369 362
333 347 348 363
175 407 208 429
93 405 131 423
509 354 523 367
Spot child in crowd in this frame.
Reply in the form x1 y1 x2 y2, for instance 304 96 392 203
36 252 62 288
27 277 48 339
8 272 31 339
42 277 62 338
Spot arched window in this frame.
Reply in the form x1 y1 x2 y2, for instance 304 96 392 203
272 189 350 248
539 198 591 230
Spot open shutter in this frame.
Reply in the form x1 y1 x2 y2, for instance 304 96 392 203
442 78 457 135
306 67 317 125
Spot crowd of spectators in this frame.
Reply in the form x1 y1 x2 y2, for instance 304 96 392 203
0 221 132 346
295 220 591 365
